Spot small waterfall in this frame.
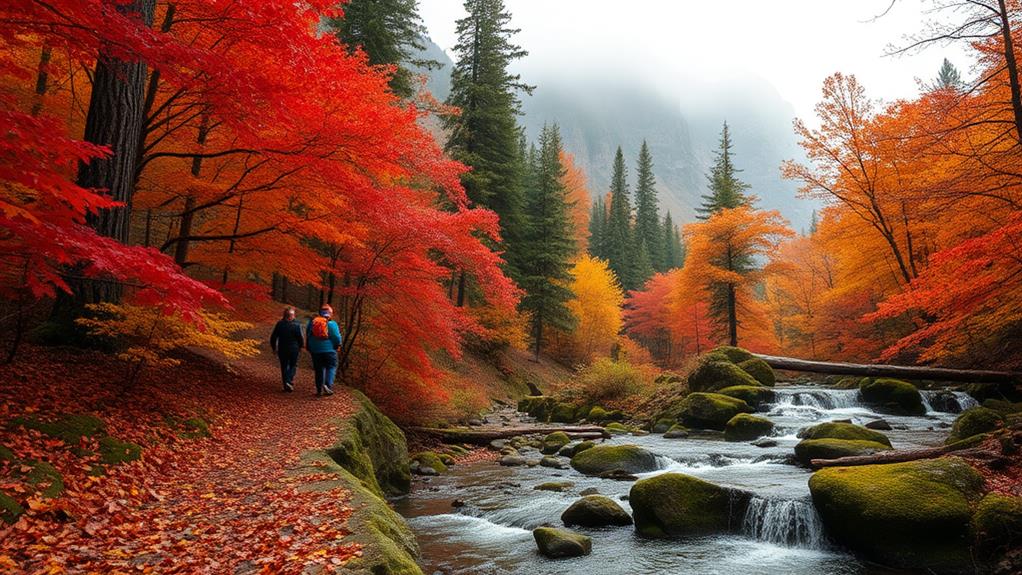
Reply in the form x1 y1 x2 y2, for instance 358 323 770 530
920 392 934 413
920 390 981 413
772 389 863 410
953 391 979 411
742 497 826 549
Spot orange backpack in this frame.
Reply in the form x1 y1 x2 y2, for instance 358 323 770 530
311 316 330 339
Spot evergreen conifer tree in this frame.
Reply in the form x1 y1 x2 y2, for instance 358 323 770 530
662 212 680 270
444 0 532 281
588 195 606 259
935 58 962 91
698 122 751 218
604 147 635 289
519 125 577 358
327 0 436 98
633 140 662 276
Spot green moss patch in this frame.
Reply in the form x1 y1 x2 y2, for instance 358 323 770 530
570 444 659 475
711 346 755 363
797 421 892 447
0 492 23 525
629 472 752 538
737 358 775 387
326 390 411 497
859 378 925 415
972 493 1022 557
412 452 447 475
25 461 64 499
794 438 891 466
809 457 984 572
14 413 106 444
533 526 591 558
677 392 753 430
98 436 142 465
687 359 759 393
541 431 571 454
717 385 775 407
724 414 774 442
561 495 632 527
946 407 1004 444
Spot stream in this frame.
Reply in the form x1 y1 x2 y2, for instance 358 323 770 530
394 385 979 574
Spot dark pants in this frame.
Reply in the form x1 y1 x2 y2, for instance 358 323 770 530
311 351 338 393
278 348 299 390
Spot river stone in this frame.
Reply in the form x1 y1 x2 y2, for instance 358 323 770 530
540 455 568 469
533 527 592 558
751 438 778 448
489 439 507 450
499 455 526 467
677 393 754 431
794 438 892 467
687 359 760 393
559 441 595 458
630 472 752 538
579 487 600 496
412 452 447 475
809 457 985 573
946 406 1003 444
797 422 892 447
604 422 632 435
598 469 639 481
711 345 755 363
570 444 659 476
717 385 775 407
664 424 689 439
737 358 776 387
865 419 893 431
541 431 571 454
561 495 633 527
651 418 675 434
859 378 926 415
724 414 775 442
534 481 574 492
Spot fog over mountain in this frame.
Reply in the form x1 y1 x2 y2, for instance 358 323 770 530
417 38 817 230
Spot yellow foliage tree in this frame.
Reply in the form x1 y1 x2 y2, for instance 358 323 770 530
557 255 623 363
76 304 259 385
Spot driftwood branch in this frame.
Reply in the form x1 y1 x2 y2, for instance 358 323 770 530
755 353 1020 384
408 425 611 445
812 444 995 468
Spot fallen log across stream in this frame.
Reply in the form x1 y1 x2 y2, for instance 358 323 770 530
811 445 1001 469
754 354 1020 384
408 425 611 445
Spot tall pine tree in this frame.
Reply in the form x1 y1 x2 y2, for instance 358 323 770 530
328 0 436 98
633 140 662 279
588 194 607 260
662 211 684 270
444 0 532 281
519 125 576 358
604 147 635 290
698 122 751 218
935 58 962 91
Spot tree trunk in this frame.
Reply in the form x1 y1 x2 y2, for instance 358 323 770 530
754 353 1020 384
811 445 996 468
998 0 1022 144
727 282 737 346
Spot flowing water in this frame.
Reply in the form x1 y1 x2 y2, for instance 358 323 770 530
394 385 975 574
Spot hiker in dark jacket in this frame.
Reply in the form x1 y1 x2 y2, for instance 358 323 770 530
306 304 342 396
270 307 304 392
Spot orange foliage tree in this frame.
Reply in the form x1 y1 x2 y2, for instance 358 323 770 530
553 255 623 363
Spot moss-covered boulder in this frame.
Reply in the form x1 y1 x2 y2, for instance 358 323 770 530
717 385 775 407
794 438 891 466
629 473 752 538
533 527 591 558
604 422 631 435
570 444 659 476
559 440 595 458
809 457 984 573
326 390 411 497
982 399 1022 416
664 424 689 439
98 436 142 465
677 393 753 430
724 414 774 442
737 358 775 387
518 396 557 421
550 402 583 423
834 377 861 389
946 406 1004 444
0 492 23 524
412 452 447 475
797 421 892 447
14 413 106 444
651 418 675 433
561 495 633 527
541 431 571 455
687 359 760 393
711 346 755 363
859 378 926 415
972 493 1022 558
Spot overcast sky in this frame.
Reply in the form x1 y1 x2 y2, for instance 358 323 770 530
417 0 973 122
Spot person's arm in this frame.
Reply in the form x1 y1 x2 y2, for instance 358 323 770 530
294 322 304 349
269 322 279 353
329 321 342 350
305 319 313 350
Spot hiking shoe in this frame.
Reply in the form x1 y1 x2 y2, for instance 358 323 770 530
323 388 334 396
284 384 294 392
316 389 323 397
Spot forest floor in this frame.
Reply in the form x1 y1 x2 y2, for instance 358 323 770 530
0 323 367 574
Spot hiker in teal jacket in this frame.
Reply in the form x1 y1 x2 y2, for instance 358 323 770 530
306 304 342 396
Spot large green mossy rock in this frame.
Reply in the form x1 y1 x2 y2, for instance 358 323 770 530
946 407 1004 444
717 385 775 407
809 457 985 573
296 451 422 575
629 472 752 538
982 399 1022 416
737 358 775 387
326 390 411 497
859 378 925 415
0 492 23 524
677 393 753 430
561 495 633 527
687 359 759 393
724 414 774 442
14 413 106 444
711 346 755 363
550 402 584 423
533 527 592 558
518 396 557 421
797 421 892 447
972 493 1022 558
559 441 595 458
542 432 571 455
570 444 659 476
98 436 142 465
412 452 447 474
794 438 891 466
